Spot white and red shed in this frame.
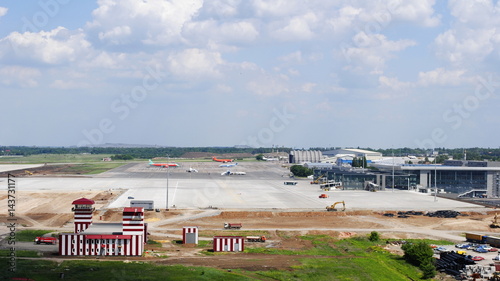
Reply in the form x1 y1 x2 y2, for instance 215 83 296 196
213 236 244 252
182 227 198 244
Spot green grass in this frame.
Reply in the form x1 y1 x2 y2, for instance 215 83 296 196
0 259 255 281
0 235 444 280
15 229 55 242
0 250 41 257
0 153 116 164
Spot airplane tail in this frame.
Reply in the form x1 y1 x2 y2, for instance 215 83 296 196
148 159 154 165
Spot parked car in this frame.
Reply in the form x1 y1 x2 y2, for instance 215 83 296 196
435 247 448 252
490 247 499 252
457 250 467 255
472 256 485 261
474 247 488 253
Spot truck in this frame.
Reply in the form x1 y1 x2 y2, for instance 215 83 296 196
224 222 242 229
319 194 329 199
246 236 266 242
34 237 57 245
465 233 488 244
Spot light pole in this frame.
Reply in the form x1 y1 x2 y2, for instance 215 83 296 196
166 155 170 210
434 156 438 202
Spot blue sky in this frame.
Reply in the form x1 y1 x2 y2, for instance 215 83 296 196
1 0 499 149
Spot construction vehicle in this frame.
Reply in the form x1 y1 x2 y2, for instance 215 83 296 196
310 173 326 184
319 194 329 199
246 236 266 242
491 213 500 228
326 201 345 212
25 170 33 176
34 237 57 244
224 222 242 229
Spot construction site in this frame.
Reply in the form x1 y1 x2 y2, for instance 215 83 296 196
2 160 500 279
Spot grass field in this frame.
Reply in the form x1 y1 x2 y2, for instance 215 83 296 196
0 235 443 280
15 230 55 242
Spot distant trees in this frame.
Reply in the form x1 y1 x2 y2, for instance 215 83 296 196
110 154 134 160
290 165 313 177
351 156 367 168
256 154 264 161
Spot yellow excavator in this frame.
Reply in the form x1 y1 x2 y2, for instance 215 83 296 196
311 173 327 184
491 213 500 228
326 201 345 212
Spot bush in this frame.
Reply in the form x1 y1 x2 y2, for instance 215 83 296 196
290 165 313 177
368 231 380 242
401 242 436 279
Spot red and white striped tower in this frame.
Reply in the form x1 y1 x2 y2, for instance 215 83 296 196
122 207 145 235
71 198 95 233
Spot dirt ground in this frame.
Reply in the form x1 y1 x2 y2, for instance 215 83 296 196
2 190 500 274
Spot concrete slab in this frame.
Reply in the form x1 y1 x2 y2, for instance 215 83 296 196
0 164 44 173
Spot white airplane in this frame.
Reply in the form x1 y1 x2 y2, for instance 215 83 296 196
219 163 238 167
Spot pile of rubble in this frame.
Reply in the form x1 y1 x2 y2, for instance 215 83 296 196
425 210 462 218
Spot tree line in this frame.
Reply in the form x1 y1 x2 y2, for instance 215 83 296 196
0 146 291 159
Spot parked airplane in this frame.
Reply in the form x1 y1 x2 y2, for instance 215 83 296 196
148 159 179 168
212 156 233 163
186 167 198 173
221 170 246 176
219 163 238 167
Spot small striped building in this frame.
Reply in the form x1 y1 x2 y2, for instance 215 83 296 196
182 226 199 245
59 198 148 256
213 236 244 252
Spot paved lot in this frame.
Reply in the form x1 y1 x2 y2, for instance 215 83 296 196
0 162 488 211
0 164 44 173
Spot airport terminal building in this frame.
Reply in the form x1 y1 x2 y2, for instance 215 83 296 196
313 160 500 197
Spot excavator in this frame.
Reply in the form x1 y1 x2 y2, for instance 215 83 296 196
491 213 500 228
326 201 345 212
311 173 326 184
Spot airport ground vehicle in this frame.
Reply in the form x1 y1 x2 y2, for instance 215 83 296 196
224 223 242 229
319 194 328 198
246 236 266 242
34 237 57 244
284 181 297 185
326 201 345 211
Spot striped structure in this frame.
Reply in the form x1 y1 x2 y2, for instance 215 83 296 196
213 236 244 252
123 207 145 236
72 198 95 233
59 198 147 256
182 227 198 244
59 234 144 256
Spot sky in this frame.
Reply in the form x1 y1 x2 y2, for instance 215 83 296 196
1 0 500 149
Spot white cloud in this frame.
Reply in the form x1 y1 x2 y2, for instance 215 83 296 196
301 82 316 93
0 66 41 87
50 79 90 90
271 12 318 41
183 20 259 46
167 48 224 78
87 0 203 47
418 67 471 86
0 7 7 17
434 1 500 66
378 76 412 90
342 32 416 74
0 27 91 65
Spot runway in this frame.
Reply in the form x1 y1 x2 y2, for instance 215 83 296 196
0 162 486 211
